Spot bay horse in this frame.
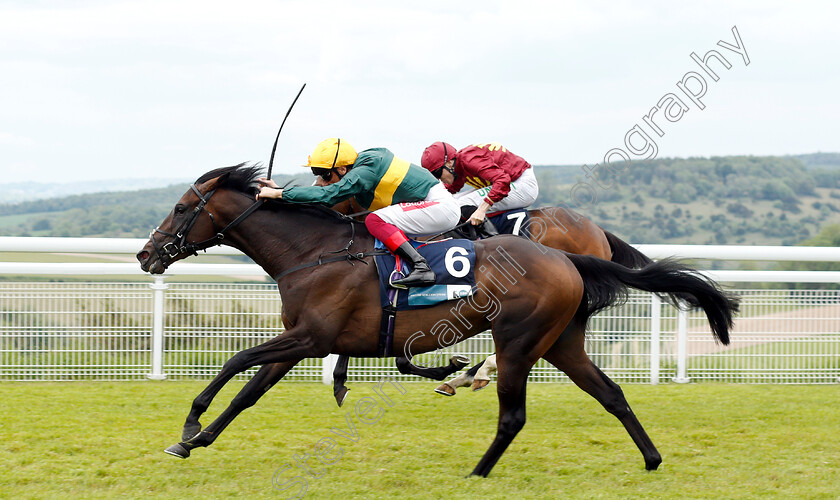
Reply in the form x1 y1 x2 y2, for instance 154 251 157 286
327 194 665 403
136 164 738 476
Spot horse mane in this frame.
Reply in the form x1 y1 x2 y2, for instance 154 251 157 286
195 163 264 193
196 163 360 225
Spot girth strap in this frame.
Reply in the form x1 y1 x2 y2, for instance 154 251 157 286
378 286 399 357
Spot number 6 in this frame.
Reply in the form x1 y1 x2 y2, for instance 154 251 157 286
444 246 470 278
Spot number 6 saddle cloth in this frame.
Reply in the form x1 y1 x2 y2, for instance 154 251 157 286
373 238 477 311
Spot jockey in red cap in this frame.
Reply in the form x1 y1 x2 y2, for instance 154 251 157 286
421 142 539 237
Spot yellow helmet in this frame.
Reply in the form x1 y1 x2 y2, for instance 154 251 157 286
305 138 358 170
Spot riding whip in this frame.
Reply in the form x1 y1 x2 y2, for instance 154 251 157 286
266 83 306 181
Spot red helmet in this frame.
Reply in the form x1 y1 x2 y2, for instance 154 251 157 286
421 142 456 174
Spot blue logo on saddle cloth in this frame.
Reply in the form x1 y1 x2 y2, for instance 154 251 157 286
374 239 477 310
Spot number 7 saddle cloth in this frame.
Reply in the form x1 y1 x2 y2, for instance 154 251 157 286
373 238 477 311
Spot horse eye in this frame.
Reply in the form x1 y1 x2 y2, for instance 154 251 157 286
175 205 186 215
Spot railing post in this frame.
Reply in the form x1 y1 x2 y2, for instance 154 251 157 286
650 294 661 385
148 276 168 380
322 354 338 385
673 303 690 383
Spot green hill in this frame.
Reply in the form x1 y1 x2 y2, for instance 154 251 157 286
2 154 840 246
0 172 309 238
533 154 840 245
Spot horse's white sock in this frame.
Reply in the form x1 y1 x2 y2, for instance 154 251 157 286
446 371 474 388
474 354 497 382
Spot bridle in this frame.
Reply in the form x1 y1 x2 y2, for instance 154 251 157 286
150 83 313 272
149 183 264 270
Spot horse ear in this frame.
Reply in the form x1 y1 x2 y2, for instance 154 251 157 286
216 172 231 187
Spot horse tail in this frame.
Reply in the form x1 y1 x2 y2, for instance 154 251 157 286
602 229 704 309
603 229 652 268
565 254 738 345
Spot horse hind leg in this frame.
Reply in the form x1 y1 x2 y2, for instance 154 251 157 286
469 352 531 477
470 320 568 476
542 328 662 471
395 354 470 381
471 354 497 391
435 357 487 396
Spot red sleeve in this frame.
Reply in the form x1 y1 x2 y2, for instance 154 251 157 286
460 147 511 204
481 164 512 204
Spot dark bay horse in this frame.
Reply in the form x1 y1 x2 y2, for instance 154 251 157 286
136 164 738 476
327 195 662 403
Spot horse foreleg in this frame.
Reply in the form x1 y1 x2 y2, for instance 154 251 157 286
332 355 350 407
542 333 662 471
166 361 298 458
182 362 249 442
395 355 470 381
170 329 323 457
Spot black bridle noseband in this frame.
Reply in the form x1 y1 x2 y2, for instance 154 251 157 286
150 184 265 270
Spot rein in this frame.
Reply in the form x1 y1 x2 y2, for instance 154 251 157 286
273 248 389 281
151 183 387 280
273 213 473 280
273 206 387 281
424 220 473 242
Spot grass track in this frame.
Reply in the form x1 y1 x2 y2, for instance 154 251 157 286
1 382 838 499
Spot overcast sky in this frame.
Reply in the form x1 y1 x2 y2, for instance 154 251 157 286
1 0 838 186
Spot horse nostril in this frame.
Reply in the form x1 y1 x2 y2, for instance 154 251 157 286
137 251 150 262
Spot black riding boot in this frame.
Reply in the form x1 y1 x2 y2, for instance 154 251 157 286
391 242 436 288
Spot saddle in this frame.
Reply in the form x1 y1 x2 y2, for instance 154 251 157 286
373 238 477 357
373 238 476 310
447 206 531 240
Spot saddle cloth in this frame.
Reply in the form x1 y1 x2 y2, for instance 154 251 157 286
488 207 531 237
374 238 477 311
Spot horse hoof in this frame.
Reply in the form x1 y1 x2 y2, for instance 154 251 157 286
471 379 490 391
335 387 349 408
164 443 190 459
450 355 470 370
434 383 456 396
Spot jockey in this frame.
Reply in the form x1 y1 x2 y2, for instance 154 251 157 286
421 142 539 237
256 138 460 288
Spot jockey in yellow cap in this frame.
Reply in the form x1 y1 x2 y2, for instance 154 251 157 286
257 138 460 288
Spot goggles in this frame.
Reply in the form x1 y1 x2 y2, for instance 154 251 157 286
311 167 333 182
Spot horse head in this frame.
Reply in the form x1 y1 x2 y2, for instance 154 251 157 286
136 164 263 274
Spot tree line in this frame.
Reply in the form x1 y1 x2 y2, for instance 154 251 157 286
3 155 840 246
